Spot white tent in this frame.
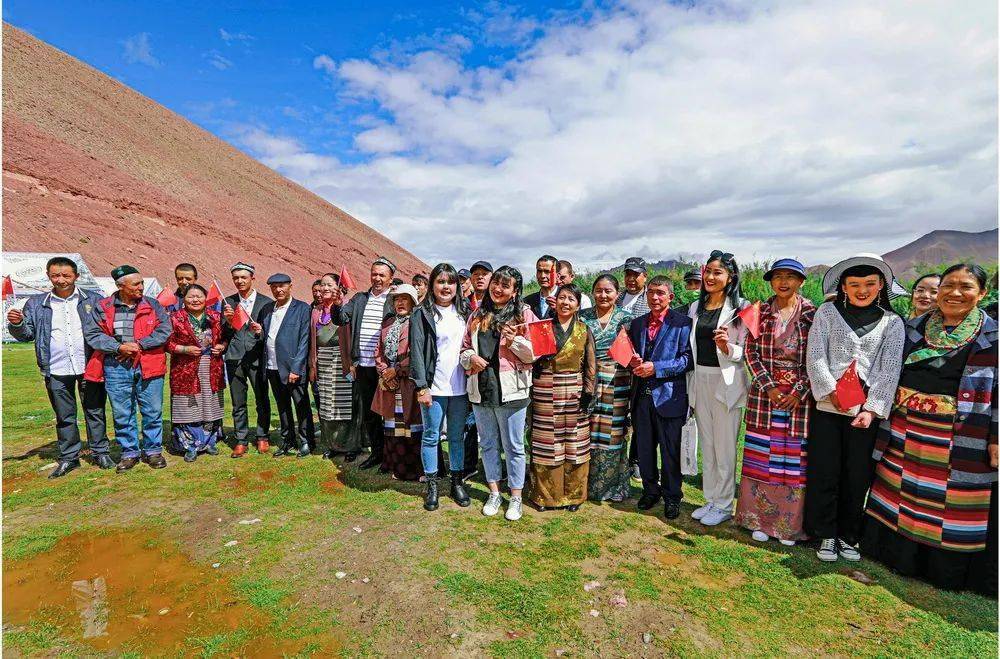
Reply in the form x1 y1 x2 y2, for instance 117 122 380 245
2 252 103 342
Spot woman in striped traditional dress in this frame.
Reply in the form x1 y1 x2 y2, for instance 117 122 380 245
310 273 358 462
580 274 633 502
528 283 597 511
862 264 998 595
166 284 229 462
736 259 816 546
372 284 424 481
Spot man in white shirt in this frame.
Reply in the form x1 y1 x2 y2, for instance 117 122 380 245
223 262 274 457
334 256 396 469
7 256 112 478
556 260 593 309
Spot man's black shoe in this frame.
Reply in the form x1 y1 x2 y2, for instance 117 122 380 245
297 445 311 458
143 453 167 469
664 500 681 520
273 444 294 457
48 460 80 479
358 454 382 470
637 493 660 511
93 454 116 470
116 456 140 473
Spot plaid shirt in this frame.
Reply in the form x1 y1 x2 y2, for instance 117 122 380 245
745 296 817 438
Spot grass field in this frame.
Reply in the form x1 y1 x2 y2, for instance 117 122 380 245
2 342 997 657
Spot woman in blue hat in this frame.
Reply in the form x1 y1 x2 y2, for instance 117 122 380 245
736 259 816 546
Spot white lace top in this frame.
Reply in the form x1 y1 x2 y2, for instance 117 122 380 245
806 302 906 418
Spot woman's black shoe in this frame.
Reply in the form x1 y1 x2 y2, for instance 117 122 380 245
450 472 470 507
664 500 680 520
637 493 660 510
358 453 382 469
567 504 580 512
424 475 439 511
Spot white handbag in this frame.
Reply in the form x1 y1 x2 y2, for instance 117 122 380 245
680 416 699 476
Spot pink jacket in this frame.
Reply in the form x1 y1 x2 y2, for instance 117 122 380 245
460 305 538 404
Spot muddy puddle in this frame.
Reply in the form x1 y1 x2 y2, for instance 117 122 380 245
3 529 338 656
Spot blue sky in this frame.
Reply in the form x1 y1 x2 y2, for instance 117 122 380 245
5 1 997 272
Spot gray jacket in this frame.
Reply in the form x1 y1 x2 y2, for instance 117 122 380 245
222 291 273 362
7 287 105 377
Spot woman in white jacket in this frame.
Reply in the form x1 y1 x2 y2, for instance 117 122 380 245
687 251 750 526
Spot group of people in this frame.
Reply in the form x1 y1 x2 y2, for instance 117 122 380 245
7 249 997 597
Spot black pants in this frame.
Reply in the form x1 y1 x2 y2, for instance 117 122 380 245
804 408 878 545
266 370 312 449
226 358 270 443
463 402 479 473
45 374 109 461
632 393 685 503
353 366 384 455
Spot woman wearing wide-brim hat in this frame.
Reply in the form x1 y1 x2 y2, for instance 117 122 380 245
804 253 906 563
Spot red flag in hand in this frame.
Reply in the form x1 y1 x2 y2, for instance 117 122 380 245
549 261 558 289
206 279 224 306
2 275 14 302
737 301 762 340
231 304 251 331
469 294 480 311
608 328 637 368
339 265 357 290
156 288 178 308
836 360 867 409
526 318 557 357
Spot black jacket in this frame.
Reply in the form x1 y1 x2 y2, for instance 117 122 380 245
523 291 551 320
222 291 273 362
334 288 395 366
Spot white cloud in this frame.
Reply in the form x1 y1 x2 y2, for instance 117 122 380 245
122 32 160 67
206 50 233 70
242 0 998 273
219 28 254 45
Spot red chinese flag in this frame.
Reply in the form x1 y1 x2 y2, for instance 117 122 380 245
737 301 762 340
339 265 357 290
836 360 867 409
526 318 557 357
206 279 224 306
231 304 250 331
469 295 480 311
608 328 637 368
549 261 558 289
156 288 178 307
2 275 13 301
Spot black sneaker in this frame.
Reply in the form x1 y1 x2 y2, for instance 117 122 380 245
664 500 680 520
837 539 861 561
637 493 660 511
816 538 838 562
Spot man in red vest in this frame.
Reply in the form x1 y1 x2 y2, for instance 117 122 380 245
84 265 172 472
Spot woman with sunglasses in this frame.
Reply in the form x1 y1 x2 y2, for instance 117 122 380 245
686 250 750 527
805 253 905 563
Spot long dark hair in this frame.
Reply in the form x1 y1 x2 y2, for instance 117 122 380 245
422 263 470 320
698 250 741 313
472 265 525 332
835 265 894 311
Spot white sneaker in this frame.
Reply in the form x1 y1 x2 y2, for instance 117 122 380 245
779 539 796 547
700 507 732 526
482 493 503 517
837 539 861 561
816 538 838 562
691 503 713 520
751 531 770 542
505 496 523 521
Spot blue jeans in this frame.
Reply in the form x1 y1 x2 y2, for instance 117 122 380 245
104 359 165 459
420 394 468 475
474 404 527 490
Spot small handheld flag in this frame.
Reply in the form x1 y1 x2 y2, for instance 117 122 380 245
737 301 762 340
836 360 867 409
469 295 480 311
206 279 224 306
339 266 357 290
607 328 638 368
2 275 14 302
525 318 557 357
549 261 558 290
156 288 178 308
231 304 251 331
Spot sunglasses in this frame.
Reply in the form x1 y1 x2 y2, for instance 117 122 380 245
709 250 734 262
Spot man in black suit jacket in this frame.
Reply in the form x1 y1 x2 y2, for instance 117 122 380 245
253 273 313 457
523 254 559 319
222 263 273 458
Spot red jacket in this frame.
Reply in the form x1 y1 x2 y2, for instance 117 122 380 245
166 310 228 396
84 297 168 382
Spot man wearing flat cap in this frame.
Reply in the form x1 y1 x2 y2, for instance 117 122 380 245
252 273 314 457
222 262 273 457
683 269 702 292
333 256 397 469
83 265 172 472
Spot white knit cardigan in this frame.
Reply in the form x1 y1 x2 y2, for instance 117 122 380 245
806 302 906 419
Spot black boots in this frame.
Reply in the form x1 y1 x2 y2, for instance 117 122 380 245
424 474 439 511
450 471 470 507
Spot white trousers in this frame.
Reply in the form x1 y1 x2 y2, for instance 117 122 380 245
692 366 743 512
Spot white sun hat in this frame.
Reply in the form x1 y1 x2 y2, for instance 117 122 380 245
822 253 896 296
